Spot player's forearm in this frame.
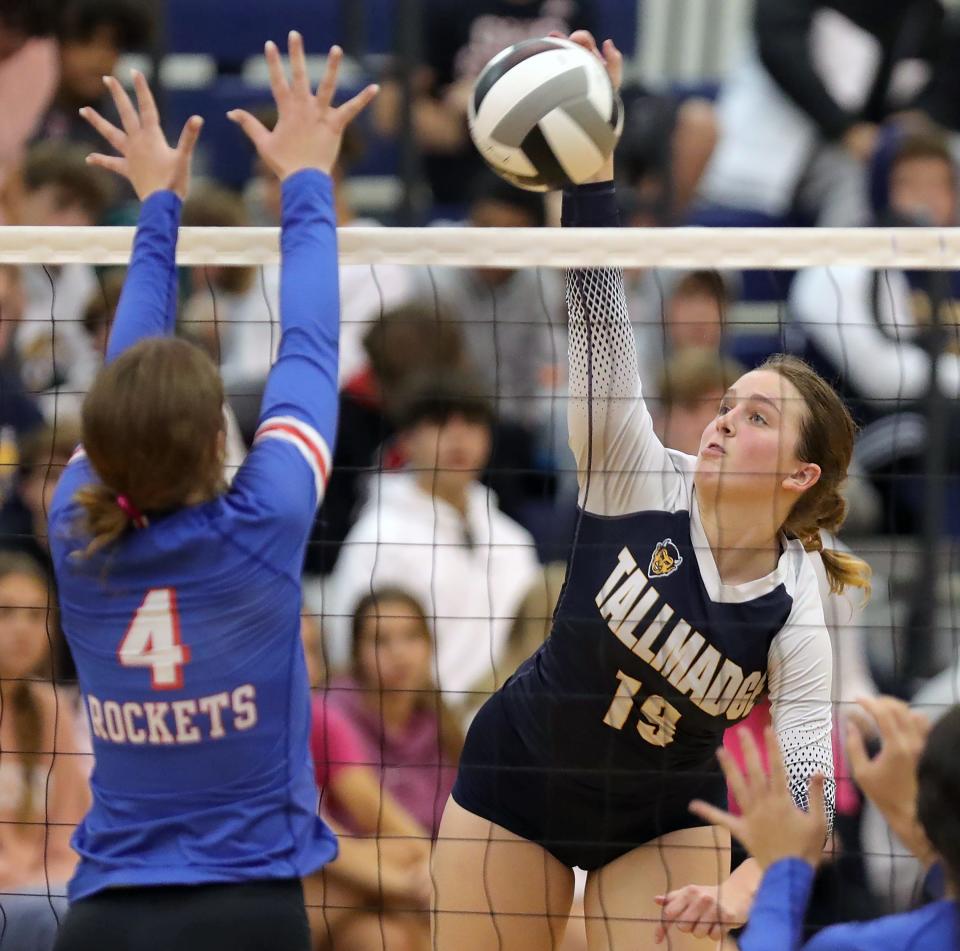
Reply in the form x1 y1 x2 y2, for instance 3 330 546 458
723 857 764 918
106 191 181 363
259 168 340 447
738 858 815 951
278 168 339 349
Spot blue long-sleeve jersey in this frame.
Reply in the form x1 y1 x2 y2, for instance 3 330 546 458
49 170 340 901
740 858 959 950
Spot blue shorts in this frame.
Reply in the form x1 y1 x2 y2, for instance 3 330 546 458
452 691 727 871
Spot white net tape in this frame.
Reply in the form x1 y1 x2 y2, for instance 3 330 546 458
1 225 960 267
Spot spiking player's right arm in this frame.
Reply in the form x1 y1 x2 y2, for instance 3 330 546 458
563 184 679 515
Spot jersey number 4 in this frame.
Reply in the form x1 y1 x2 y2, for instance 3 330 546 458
117 589 190 690
603 669 681 747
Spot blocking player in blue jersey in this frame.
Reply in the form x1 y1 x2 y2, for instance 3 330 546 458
432 31 872 951
698 698 959 951
48 34 377 951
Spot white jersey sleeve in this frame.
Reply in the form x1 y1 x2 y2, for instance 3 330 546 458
564 184 687 516
768 550 836 831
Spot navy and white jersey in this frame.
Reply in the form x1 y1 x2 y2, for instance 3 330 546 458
48 170 340 901
500 181 835 824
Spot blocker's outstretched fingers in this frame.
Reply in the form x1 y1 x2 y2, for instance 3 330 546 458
79 106 127 152
287 30 311 95
103 75 140 131
264 40 290 103
131 69 160 127
316 45 343 108
335 83 379 127
226 109 270 152
86 153 127 175
176 116 204 161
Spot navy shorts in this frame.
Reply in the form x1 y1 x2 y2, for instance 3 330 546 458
452 691 727 871
54 879 310 951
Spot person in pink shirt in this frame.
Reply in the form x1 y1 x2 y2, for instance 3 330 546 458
327 589 463 839
301 613 432 951
0 1 59 202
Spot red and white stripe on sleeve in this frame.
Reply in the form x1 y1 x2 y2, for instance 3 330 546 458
69 446 87 465
254 415 332 501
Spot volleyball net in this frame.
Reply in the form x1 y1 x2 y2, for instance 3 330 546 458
3 225 958 940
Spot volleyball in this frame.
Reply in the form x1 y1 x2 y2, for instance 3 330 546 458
468 37 624 193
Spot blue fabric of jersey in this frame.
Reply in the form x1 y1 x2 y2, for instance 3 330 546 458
49 170 340 901
740 857 960 950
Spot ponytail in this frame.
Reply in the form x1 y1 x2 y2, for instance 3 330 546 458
787 487 872 598
74 483 137 557
818 545 872 598
760 355 872 599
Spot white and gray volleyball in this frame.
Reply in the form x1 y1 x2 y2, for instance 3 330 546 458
468 37 623 192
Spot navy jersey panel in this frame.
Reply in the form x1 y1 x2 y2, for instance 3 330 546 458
48 170 342 901
500 509 791 781
454 689 727 871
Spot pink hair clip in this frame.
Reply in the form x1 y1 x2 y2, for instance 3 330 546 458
116 494 148 530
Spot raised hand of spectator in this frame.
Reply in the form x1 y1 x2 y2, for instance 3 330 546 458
689 726 828 871
227 31 378 181
846 695 936 867
81 70 202 201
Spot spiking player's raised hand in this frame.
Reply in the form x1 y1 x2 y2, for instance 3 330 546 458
80 71 203 201
227 31 378 181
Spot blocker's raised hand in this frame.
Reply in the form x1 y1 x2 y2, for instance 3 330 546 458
227 31 378 181
81 70 203 201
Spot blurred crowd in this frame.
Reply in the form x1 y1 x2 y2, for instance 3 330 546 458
2 1 960 949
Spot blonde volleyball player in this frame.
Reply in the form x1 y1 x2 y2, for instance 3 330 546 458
432 31 871 951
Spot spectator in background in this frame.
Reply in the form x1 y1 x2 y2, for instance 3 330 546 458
373 0 597 212
652 347 744 453
0 552 90 891
424 172 566 437
306 301 470 575
179 183 257 368
624 269 731 417
327 590 461 838
230 121 418 434
617 85 718 225
790 130 960 532
32 0 153 153
323 373 540 709
0 267 45 469
300 614 431 951
0 420 82 573
81 268 125 360
697 0 944 226
7 145 111 423
0 0 59 201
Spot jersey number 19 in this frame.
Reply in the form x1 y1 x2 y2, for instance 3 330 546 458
603 669 681 747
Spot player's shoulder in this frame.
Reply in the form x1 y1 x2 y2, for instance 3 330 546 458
776 540 828 632
49 446 93 526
